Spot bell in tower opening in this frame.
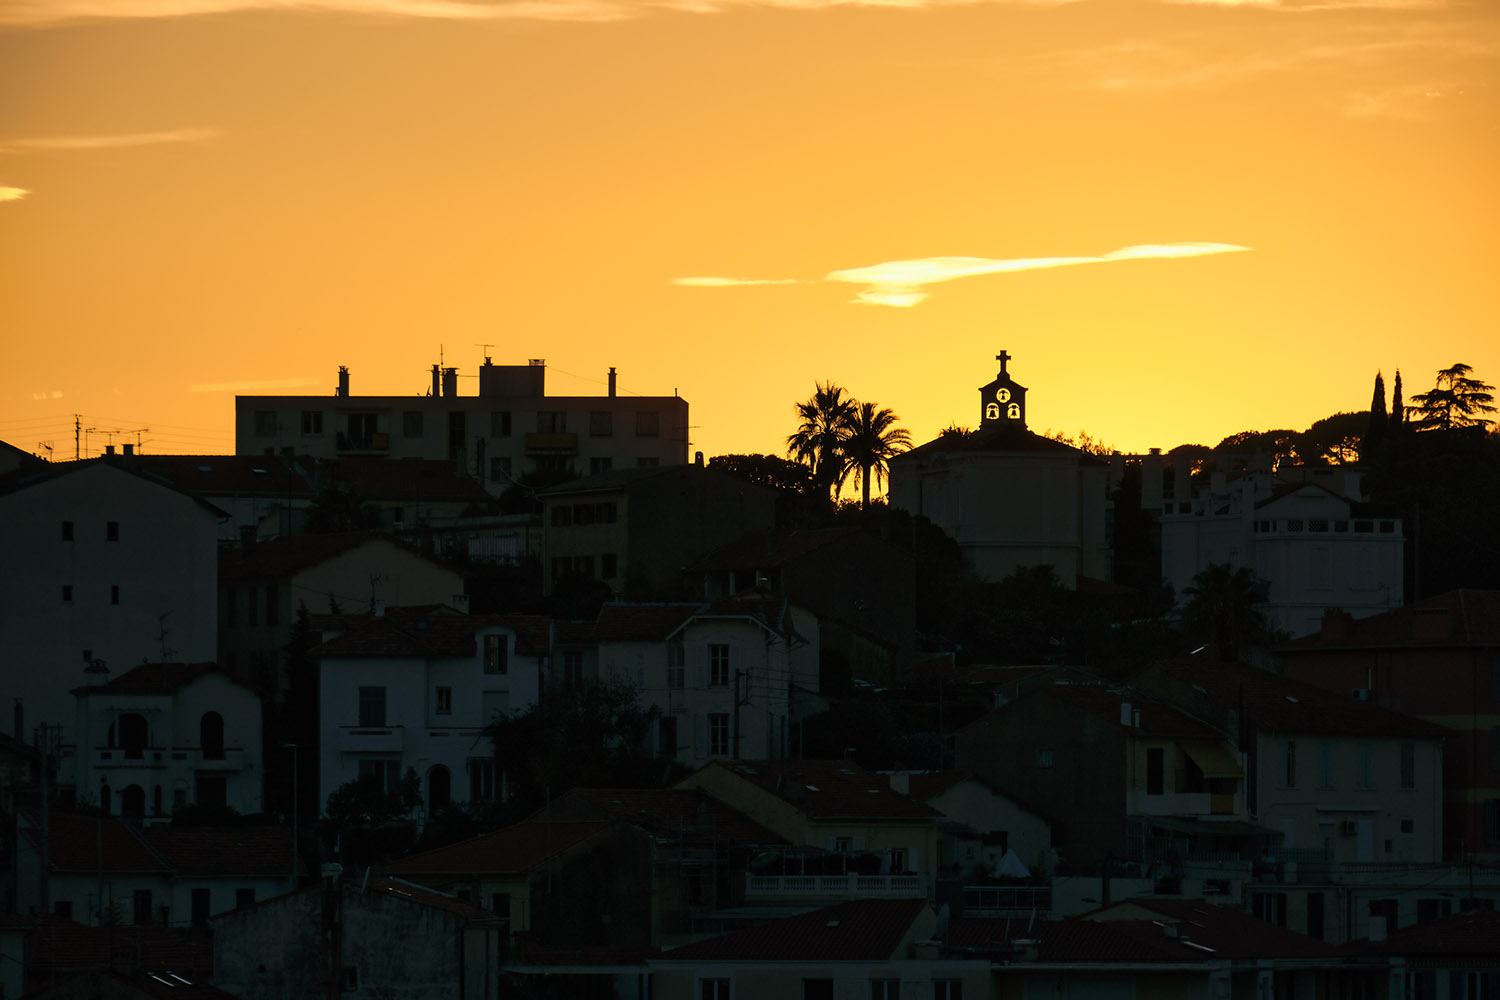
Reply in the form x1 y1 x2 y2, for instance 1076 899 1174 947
978 350 1028 431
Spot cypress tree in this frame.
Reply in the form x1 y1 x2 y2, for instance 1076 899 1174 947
1367 371 1388 442
1391 370 1405 430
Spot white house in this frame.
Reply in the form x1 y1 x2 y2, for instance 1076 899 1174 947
0 459 223 798
71 662 265 820
314 611 549 816
1160 473 1404 639
594 594 820 769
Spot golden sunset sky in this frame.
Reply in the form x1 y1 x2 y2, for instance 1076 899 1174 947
2 0 1496 463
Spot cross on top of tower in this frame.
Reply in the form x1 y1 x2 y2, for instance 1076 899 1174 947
996 350 1012 375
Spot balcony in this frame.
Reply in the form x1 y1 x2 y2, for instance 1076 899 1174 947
962 883 1053 918
337 726 405 753
745 873 927 901
524 432 578 455
336 431 389 454
88 747 169 771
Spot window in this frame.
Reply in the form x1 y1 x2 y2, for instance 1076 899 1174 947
491 892 511 918
637 456 659 468
119 713 148 759
491 411 511 437
490 456 512 482
62 584 73 603
1357 742 1374 789
709 713 730 755
887 847 910 873
1283 740 1297 787
470 760 496 801
1253 891 1287 927
358 759 400 795
589 411 613 437
55 900 73 920
667 643 685 689
266 583 278 626
200 712 224 759
532 455 572 475
590 456 613 475
1318 742 1336 789
435 686 452 715
932 982 962 1000
191 888 212 926
601 553 618 579
871 981 901 1000
563 652 584 687
254 410 277 436
109 583 119 605
247 585 258 626
224 585 236 627
636 411 660 437
358 686 386 727
698 980 730 1000
802 981 833 1000
236 887 255 908
1036 749 1054 768
484 634 507 674
1146 747 1164 795
1402 742 1416 788
834 836 853 854
550 505 572 527
301 410 323 435
537 411 566 433
61 520 73 541
107 520 119 541
659 716 678 758
709 644 731 686
133 889 153 926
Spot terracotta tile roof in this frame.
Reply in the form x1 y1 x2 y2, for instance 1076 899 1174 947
1280 589 1500 649
906 770 986 802
219 531 449 581
594 603 698 641
128 453 317 499
656 899 928 961
71 662 232 697
39 970 240 1000
689 760 942 822
1086 898 1351 960
142 826 296 879
23 918 215 978
554 620 597 645
0 458 229 517
23 811 170 875
1364 908 1500 956
975 684 1227 742
529 788 787 845
381 821 615 878
690 592 798 637
312 612 551 658
361 876 502 923
507 941 657 967
1142 659 1448 738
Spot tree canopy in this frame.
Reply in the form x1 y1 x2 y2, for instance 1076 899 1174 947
1409 362 1496 430
786 383 914 509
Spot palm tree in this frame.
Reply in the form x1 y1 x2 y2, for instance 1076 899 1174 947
786 381 856 498
837 401 913 510
1181 563 1275 662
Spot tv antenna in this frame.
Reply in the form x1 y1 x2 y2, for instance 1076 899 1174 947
475 344 494 365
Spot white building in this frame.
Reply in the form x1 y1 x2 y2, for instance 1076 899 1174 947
235 359 690 495
1160 472 1404 638
0 459 223 797
594 594 820 768
887 354 1111 587
71 662 265 819
314 611 549 815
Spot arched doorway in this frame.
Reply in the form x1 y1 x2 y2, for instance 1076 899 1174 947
428 765 451 813
118 713 148 759
121 784 146 823
200 712 225 759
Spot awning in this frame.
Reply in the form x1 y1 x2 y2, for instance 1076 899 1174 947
1179 742 1244 779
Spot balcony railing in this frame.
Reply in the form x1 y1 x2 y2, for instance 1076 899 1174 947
524 432 578 455
961 884 1053 917
745 873 927 900
337 726 404 753
336 431 389 453
89 747 169 770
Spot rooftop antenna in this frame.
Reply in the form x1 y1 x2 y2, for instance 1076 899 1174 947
475 344 494 365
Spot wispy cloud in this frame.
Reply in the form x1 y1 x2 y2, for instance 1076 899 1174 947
679 242 1251 307
0 0 1079 27
1 128 222 153
1164 0 1444 9
189 377 319 393
0 186 28 202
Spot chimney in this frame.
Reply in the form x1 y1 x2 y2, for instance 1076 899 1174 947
442 367 458 398
123 443 134 457
695 451 704 467
608 367 617 397
431 364 441 397
337 366 349 397
105 445 115 456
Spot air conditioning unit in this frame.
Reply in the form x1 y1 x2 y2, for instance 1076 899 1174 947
1351 688 1370 701
1339 820 1358 837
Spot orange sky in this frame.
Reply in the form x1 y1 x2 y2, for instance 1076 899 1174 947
2 0 1497 463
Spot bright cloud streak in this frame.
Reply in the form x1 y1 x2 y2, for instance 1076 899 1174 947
1 129 222 153
679 242 1250 307
189 377 319 392
0 187 28 202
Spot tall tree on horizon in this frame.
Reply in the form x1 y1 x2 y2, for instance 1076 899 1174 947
837 400 913 509
787 381 857 499
1367 371 1387 443
1410 363 1497 431
1390 370 1405 431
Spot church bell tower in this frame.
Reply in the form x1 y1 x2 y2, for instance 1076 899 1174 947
979 350 1028 430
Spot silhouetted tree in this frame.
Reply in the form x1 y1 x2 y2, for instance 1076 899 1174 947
1390 370 1405 431
1409 363 1496 430
1180 564 1277 662
1295 411 1365 465
709 453 818 494
787 381 857 499
837 401 913 510
303 482 381 533
1214 429 1298 473
936 424 976 444
1367 371 1387 443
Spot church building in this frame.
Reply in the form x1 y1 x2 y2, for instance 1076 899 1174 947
886 352 1112 587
